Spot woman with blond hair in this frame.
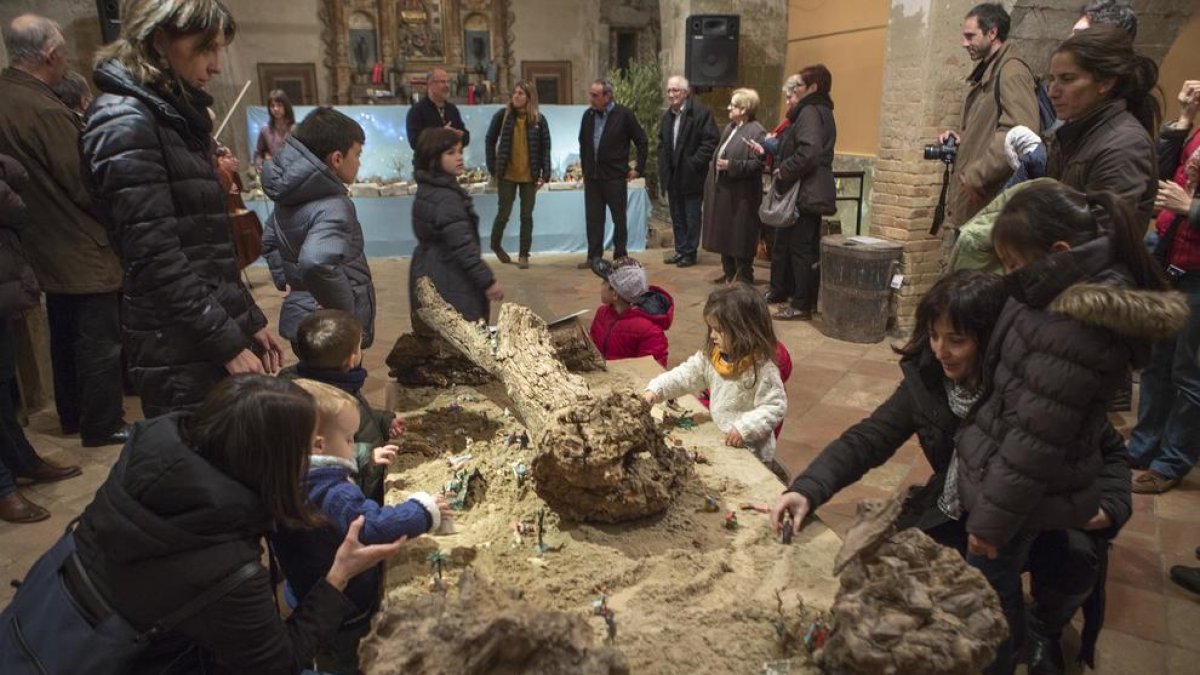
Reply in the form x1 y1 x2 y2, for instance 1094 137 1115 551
81 0 284 419
700 88 767 285
484 80 551 268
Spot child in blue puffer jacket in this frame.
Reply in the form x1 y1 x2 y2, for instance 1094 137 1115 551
271 379 449 674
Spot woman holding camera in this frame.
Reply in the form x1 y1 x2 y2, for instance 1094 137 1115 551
761 64 837 321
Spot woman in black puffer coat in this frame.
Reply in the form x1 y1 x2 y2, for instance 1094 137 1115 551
81 0 283 418
409 127 503 329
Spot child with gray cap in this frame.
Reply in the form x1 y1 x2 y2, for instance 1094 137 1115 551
588 257 675 367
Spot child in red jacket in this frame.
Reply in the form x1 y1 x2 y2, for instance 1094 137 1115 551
588 257 674 367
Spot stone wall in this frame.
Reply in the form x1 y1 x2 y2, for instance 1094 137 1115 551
658 0 788 129
871 0 1196 333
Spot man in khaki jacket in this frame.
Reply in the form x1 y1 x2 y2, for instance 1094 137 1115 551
0 15 126 446
938 3 1041 230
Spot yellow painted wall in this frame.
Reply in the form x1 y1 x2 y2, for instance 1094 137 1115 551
1158 11 1200 125
785 0 888 156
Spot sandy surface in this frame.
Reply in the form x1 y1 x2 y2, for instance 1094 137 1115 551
376 358 843 674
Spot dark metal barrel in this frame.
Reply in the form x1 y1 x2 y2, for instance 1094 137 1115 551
817 235 903 343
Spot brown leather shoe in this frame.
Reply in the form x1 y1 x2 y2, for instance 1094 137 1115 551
0 491 50 523
16 458 82 486
1132 469 1180 494
517 256 529 269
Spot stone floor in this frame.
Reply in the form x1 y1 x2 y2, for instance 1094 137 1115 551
2 250 1197 674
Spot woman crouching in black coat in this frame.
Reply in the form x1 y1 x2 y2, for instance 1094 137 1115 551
770 269 1136 674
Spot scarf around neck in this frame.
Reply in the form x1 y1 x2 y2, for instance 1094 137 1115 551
710 347 758 379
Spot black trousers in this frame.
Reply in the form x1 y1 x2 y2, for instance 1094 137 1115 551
721 255 754 283
584 177 628 261
0 318 39 498
44 292 124 441
768 214 821 311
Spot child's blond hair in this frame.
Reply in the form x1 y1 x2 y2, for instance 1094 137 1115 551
293 379 357 432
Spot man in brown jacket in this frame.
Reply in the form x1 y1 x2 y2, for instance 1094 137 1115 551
938 3 1041 230
0 15 126 446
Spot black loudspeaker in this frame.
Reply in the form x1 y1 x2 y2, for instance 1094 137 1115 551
96 0 121 44
685 15 739 88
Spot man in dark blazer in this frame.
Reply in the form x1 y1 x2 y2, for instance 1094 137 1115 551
577 79 648 268
406 68 470 151
658 75 718 267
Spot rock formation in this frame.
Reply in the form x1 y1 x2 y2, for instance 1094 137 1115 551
816 499 1008 675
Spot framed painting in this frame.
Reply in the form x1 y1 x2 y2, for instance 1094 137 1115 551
257 63 318 105
521 60 572 105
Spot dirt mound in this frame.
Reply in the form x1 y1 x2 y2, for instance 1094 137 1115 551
360 570 629 675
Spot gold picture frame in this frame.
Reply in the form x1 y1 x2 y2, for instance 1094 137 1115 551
257 63 318 105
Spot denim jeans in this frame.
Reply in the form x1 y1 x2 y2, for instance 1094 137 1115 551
667 189 703 259
1127 274 1200 479
966 530 1038 675
491 179 537 257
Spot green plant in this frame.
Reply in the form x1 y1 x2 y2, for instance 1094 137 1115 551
608 60 663 199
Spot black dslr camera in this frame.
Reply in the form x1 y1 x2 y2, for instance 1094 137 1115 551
924 137 958 164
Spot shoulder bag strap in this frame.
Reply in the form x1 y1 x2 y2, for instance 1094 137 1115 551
140 561 263 640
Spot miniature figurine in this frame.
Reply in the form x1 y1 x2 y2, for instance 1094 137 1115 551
690 450 710 464
518 430 530 449
427 550 447 592
535 508 547 554
448 402 462 412
512 461 527 485
724 511 739 530
504 430 517 447
803 618 828 652
604 612 617 644
503 407 512 418
781 515 794 545
703 495 720 512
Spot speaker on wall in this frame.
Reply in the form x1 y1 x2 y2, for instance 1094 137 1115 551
96 0 121 45
684 15 739 88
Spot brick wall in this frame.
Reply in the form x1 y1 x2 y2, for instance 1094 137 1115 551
871 0 1196 333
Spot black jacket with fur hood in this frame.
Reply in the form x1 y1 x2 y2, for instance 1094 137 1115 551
956 236 1188 547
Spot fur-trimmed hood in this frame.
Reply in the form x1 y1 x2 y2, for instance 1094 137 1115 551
1050 283 1189 342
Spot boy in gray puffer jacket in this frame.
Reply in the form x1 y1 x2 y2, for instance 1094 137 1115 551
262 108 376 351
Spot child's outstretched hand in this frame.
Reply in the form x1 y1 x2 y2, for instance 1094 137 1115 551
388 414 406 439
725 427 745 448
434 496 452 518
373 445 398 466
642 390 659 405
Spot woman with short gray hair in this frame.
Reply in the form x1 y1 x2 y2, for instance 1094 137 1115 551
700 88 767 284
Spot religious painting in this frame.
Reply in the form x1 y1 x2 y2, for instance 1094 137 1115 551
397 0 445 61
257 63 318 105
349 12 378 73
463 13 490 73
522 61 571 105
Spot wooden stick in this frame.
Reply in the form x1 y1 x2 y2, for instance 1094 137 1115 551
215 79 253 141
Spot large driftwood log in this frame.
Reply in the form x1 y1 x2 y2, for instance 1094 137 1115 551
415 278 687 522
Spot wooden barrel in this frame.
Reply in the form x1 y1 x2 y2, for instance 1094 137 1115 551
818 234 903 343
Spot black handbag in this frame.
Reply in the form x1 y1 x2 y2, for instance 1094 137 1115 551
0 524 259 674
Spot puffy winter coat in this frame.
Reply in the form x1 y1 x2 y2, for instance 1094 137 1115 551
485 108 551 183
271 458 437 619
262 136 376 347
589 286 674 367
72 414 357 674
1046 99 1157 226
775 93 837 217
647 348 787 462
82 60 267 413
789 347 1133 539
409 170 495 324
956 236 1188 546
